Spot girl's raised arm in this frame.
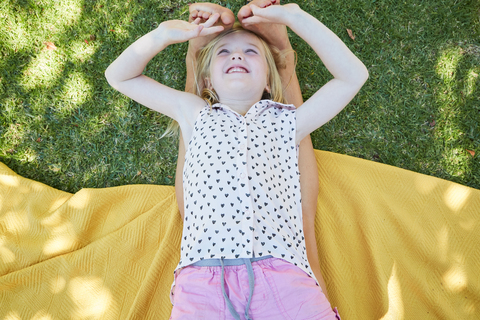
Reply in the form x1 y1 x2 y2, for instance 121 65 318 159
243 4 369 144
105 15 224 124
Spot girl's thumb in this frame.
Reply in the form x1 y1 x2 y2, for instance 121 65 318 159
250 4 262 15
250 4 275 19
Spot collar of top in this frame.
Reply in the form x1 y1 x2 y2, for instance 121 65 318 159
212 100 296 119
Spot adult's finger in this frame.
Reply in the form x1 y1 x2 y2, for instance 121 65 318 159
190 9 199 19
191 17 202 25
220 10 235 25
202 12 220 28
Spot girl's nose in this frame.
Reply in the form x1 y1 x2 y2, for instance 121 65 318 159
231 53 243 60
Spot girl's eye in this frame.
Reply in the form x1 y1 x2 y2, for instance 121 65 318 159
218 49 228 55
246 49 258 54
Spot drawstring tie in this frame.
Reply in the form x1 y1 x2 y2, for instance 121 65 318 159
191 255 273 320
220 257 255 320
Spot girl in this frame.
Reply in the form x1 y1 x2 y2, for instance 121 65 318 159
106 3 368 319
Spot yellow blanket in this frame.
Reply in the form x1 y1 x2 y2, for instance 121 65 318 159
1 150 479 319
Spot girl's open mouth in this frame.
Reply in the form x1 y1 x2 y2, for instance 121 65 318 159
227 66 249 74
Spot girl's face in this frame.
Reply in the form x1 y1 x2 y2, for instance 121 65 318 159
207 31 270 103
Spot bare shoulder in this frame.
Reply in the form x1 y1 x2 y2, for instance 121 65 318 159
175 91 206 147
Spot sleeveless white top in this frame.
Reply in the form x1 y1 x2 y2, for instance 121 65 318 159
175 100 316 283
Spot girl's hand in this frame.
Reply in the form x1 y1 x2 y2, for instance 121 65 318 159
240 3 302 27
159 13 225 45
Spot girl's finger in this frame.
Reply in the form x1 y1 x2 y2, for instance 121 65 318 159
241 15 271 25
249 4 263 15
200 25 224 36
250 4 271 17
192 25 204 37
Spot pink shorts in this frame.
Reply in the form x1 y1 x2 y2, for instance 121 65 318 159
169 257 340 320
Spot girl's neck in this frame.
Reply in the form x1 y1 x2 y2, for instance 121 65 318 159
218 97 260 116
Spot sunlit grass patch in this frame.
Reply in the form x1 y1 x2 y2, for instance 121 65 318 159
2 11 30 52
59 71 93 106
2 123 27 152
21 49 65 90
464 69 478 97
436 47 463 84
441 147 470 179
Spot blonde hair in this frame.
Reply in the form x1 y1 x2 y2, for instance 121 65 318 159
162 23 293 138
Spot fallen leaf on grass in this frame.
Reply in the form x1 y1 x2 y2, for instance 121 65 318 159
44 41 57 50
136 171 142 176
466 149 475 157
49 164 61 172
347 29 355 40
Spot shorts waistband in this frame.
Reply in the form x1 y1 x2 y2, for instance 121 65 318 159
190 255 273 267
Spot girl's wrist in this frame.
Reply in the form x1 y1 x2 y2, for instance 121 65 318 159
155 23 175 47
282 3 306 29
288 5 311 29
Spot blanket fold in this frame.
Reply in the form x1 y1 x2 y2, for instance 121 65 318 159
1 150 479 319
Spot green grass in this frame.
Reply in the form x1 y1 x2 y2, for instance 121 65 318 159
1 0 479 193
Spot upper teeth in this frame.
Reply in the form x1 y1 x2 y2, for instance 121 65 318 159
228 67 247 73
